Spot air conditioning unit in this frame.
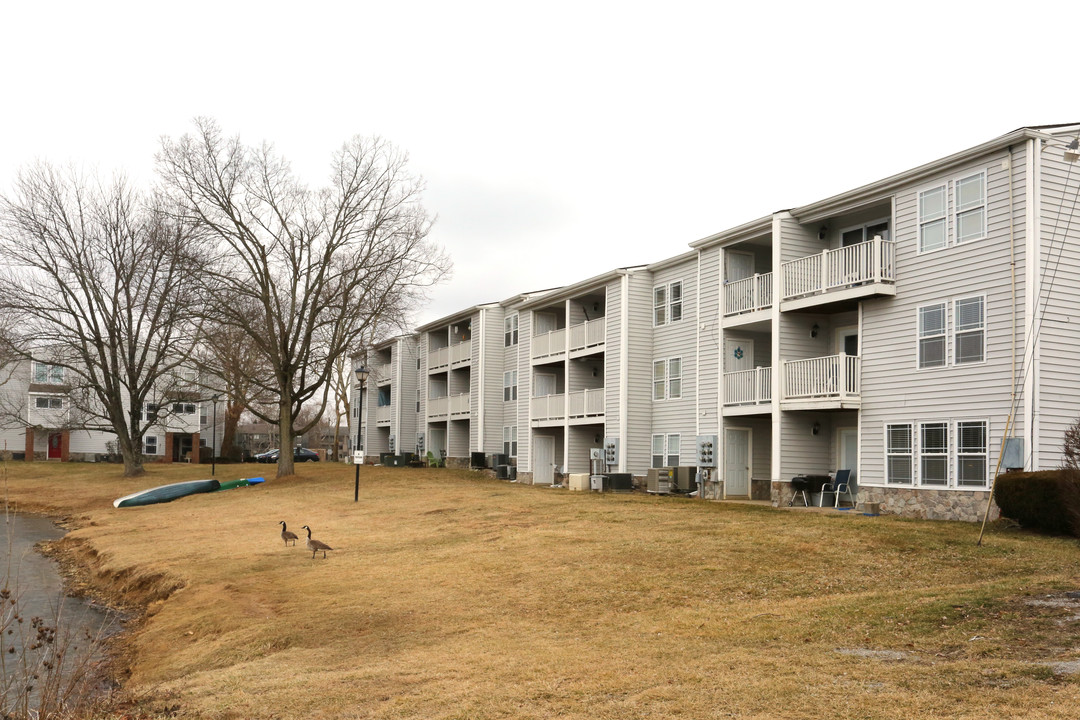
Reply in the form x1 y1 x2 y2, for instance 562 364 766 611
605 473 633 492
673 466 698 493
470 451 487 469
496 465 511 479
647 467 673 494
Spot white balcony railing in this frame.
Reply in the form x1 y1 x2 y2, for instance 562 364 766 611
569 317 606 353
530 393 565 421
723 367 772 406
568 388 605 418
375 405 392 423
783 354 860 401
427 393 470 419
781 238 895 301
450 341 471 365
428 346 450 371
531 328 567 360
723 273 773 316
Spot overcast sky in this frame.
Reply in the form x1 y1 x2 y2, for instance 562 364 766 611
2 1 1076 326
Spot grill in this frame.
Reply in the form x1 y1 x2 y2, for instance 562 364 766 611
789 475 831 506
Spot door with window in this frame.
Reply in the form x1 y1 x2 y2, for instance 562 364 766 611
724 428 751 497
838 427 857 482
534 435 555 485
836 327 858 357
48 433 62 460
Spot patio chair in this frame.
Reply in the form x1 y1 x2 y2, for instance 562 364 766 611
426 451 441 468
818 469 853 507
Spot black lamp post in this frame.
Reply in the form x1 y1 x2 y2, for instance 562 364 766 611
353 362 369 502
210 394 220 476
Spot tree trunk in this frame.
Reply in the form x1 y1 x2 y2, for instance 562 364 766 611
220 399 244 460
331 424 341 462
276 398 295 477
118 433 144 477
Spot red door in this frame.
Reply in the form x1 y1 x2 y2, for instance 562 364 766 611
48 433 62 460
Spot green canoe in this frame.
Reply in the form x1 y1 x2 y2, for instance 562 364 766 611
113 479 221 508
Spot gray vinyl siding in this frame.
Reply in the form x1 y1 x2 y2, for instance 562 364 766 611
779 410 832 479
604 278 622 433
697 246 721 436
625 271 655 476
724 416 772 481
397 337 420 454
859 149 1024 485
650 258 698 465
518 310 533 471
1037 143 1080 466
778 215 822 264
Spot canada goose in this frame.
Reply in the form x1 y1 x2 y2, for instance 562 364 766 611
301 525 332 559
279 521 298 546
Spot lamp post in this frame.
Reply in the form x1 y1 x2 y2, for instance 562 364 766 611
353 362 369 502
211 394 220 476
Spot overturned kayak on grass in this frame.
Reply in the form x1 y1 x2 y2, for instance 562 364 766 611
113 479 221 508
216 477 266 491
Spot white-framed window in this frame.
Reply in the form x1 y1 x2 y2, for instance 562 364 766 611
886 423 913 485
955 172 986 244
503 370 518 401
143 403 159 424
144 436 158 455
954 295 985 365
651 433 681 468
956 421 988 487
502 426 518 458
34 396 63 409
918 184 947 253
919 422 949 486
653 281 684 326
33 362 65 384
171 402 195 414
918 303 946 369
652 357 682 400
504 314 519 347
840 219 890 246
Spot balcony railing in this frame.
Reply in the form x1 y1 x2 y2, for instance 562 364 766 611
375 405 391 424
427 393 470 420
530 393 565 422
569 317 606 353
428 346 450 370
568 388 605 418
724 273 773 316
531 327 567 360
781 238 895 301
723 367 772 406
450 342 471 366
783 354 860 401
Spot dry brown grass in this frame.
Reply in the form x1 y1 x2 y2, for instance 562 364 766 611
3 460 1080 719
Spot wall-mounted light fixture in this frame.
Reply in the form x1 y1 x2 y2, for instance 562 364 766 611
818 226 828 240
810 323 820 339
1066 138 1080 163
811 422 821 436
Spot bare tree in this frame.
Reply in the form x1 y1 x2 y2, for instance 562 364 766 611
157 119 450 476
0 164 205 476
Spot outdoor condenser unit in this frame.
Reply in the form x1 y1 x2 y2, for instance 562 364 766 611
496 465 510 479
647 467 673 494
672 467 697 493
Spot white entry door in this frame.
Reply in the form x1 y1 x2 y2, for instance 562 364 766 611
838 427 858 482
534 435 555 485
724 428 751 497
724 338 754 373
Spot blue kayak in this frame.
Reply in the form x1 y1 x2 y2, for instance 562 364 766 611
113 479 221 508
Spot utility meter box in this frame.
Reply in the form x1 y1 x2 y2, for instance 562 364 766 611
602 437 619 466
696 435 718 468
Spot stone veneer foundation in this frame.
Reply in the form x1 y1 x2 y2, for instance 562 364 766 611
771 481 1000 522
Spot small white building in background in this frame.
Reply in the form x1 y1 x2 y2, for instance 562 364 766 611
354 124 1080 521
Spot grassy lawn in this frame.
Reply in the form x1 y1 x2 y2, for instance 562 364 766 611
2 460 1079 719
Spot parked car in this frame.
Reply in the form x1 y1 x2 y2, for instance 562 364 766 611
254 448 320 463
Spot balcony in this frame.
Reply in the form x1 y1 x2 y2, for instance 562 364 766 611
722 367 772 415
569 317 605 356
723 273 773 317
531 328 567 362
427 393 470 420
780 238 895 311
428 341 471 372
782 354 860 410
530 394 565 424
375 405 391 425
567 388 605 420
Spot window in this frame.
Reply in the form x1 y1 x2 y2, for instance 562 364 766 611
171 402 195 415
504 314 519 347
653 357 681 400
918 303 946 369
651 433 680 468
955 172 986 244
144 403 159 424
144 436 158 455
33 363 65 384
416 389 421 413
957 421 988 487
377 386 391 407
918 185 947 252
34 397 63 409
841 219 890 246
503 426 518 458
503 370 518 401
920 422 948 486
954 296 985 364
886 424 913 484
653 281 684 326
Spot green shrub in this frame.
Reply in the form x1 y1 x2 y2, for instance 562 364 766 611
994 469 1080 536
